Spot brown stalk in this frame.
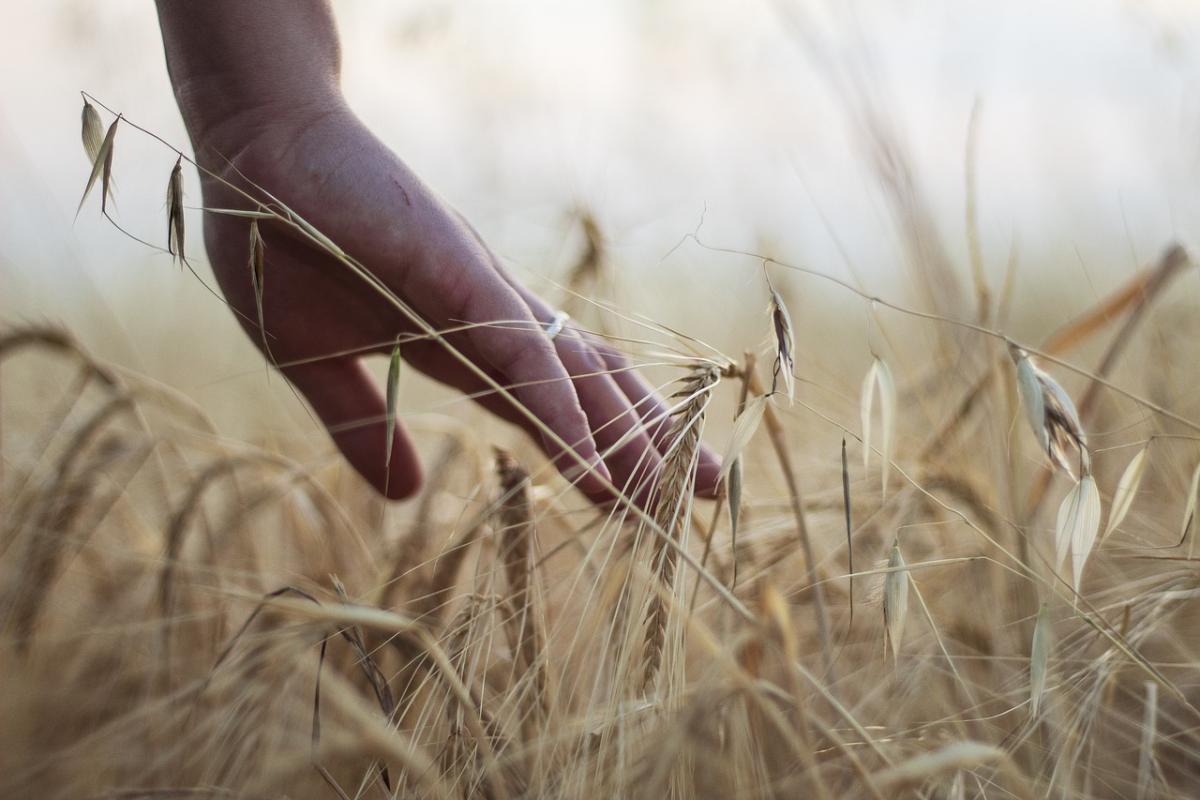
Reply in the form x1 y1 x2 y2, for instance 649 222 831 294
494 450 547 722
745 368 835 683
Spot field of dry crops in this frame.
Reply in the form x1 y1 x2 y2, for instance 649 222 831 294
4 89 1200 800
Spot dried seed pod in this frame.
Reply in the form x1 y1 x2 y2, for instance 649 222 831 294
81 99 103 164
1010 344 1089 479
861 356 897 496
78 115 120 217
1055 474 1101 590
1104 444 1149 541
720 394 766 483
1029 602 1051 717
768 286 795 404
883 538 909 662
166 156 185 263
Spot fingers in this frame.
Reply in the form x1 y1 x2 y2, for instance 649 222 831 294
509 279 722 500
514 296 663 505
547 328 664 506
590 338 723 498
284 357 422 500
439 264 612 495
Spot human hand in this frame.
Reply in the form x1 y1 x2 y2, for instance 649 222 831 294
193 101 721 503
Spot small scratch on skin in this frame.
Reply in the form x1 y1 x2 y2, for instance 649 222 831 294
394 178 412 206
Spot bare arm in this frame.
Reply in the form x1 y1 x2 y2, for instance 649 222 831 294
156 1 343 154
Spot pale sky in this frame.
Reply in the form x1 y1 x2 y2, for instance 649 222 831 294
3 0 1200 357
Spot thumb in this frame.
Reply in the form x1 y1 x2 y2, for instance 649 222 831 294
284 358 423 500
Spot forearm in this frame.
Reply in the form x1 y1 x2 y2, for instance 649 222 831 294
155 0 345 153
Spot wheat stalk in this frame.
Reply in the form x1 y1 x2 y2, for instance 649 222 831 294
641 365 718 692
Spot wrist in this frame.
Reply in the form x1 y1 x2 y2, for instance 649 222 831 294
155 0 344 162
185 83 347 167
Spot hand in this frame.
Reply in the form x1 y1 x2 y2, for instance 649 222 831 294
194 100 721 503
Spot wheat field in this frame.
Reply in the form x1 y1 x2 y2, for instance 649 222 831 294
5 22 1200 799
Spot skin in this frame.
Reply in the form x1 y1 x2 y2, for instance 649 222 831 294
154 0 720 505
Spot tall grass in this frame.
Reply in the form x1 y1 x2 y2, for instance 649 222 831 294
2 90 1200 799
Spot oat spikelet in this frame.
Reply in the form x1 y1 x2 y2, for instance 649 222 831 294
78 114 119 217
1029 602 1051 718
80 98 103 164
495 451 546 715
767 286 795 404
1010 344 1089 479
719 394 766 484
385 339 402 469
642 365 719 691
1054 474 1101 590
883 538 909 663
861 356 897 496
166 156 186 264
1104 444 1149 541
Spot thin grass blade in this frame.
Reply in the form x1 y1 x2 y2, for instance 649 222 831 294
205 207 276 220
385 340 402 468
1030 602 1051 718
1137 681 1158 800
842 437 854 627
1181 461 1200 557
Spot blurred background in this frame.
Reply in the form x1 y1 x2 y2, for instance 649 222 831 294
3 0 1200 457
